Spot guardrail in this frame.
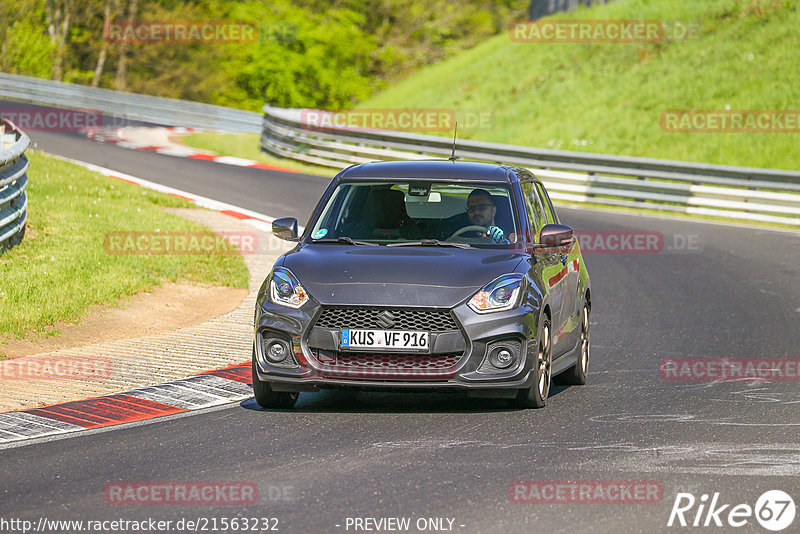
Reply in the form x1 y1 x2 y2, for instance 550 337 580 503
0 72 262 132
529 0 619 21
1 73 797 227
0 118 30 252
261 106 800 227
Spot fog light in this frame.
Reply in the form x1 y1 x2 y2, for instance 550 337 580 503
266 340 289 363
496 349 513 365
489 346 516 369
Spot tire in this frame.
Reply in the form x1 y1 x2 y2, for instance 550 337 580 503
513 318 552 409
9 223 25 247
1 223 25 253
252 349 299 409
557 303 590 386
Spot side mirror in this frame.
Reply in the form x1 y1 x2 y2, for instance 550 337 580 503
533 224 574 254
272 217 299 241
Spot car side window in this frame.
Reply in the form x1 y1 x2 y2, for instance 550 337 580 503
535 182 558 225
521 182 546 239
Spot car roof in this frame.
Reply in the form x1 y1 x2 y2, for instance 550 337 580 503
337 160 536 183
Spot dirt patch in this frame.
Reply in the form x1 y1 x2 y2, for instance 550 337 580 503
0 283 247 359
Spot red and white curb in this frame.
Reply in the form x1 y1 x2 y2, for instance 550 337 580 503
86 126 301 173
0 364 252 444
46 153 304 235
0 155 304 445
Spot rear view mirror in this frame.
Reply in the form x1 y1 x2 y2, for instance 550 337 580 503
533 224 574 254
539 224 574 247
272 217 299 241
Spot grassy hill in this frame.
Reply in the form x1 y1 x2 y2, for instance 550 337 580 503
358 0 799 170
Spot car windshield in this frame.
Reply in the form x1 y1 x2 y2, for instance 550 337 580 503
308 181 519 248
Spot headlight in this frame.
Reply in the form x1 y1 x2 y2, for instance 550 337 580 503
269 267 309 309
468 273 524 313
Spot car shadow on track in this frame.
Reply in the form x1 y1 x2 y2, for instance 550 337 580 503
239 384 571 414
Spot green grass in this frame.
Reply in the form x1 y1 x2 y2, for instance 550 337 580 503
0 151 250 343
358 0 799 170
182 1 798 174
181 132 333 177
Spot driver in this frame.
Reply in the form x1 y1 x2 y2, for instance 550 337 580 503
466 189 509 244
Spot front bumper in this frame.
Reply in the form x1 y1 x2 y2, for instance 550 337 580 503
254 294 542 397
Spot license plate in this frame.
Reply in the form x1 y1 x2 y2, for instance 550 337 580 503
340 329 429 351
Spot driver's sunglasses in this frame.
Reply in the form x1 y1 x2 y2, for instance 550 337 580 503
466 203 494 213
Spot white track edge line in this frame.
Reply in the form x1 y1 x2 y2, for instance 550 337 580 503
42 151 305 232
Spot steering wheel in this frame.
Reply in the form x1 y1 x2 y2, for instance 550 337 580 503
447 225 488 241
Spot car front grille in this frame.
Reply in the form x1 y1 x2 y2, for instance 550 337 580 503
314 307 459 332
309 349 463 379
314 350 460 370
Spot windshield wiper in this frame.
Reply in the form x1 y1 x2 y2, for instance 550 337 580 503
387 239 471 249
313 237 378 246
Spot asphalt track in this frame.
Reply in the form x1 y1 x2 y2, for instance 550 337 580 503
2 101 800 533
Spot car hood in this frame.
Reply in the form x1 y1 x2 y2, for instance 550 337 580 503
281 244 526 307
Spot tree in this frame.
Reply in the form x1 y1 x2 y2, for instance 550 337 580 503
114 0 137 91
45 0 72 80
92 0 119 87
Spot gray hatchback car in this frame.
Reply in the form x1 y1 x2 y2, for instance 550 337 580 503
253 160 591 409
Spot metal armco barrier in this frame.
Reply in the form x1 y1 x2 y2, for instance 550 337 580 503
261 106 800 227
529 0 619 21
1 73 797 227
0 118 30 252
0 72 262 132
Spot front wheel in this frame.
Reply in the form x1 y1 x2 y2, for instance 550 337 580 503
252 349 299 409
513 318 552 409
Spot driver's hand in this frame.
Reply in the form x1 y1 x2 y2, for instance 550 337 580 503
487 226 509 244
